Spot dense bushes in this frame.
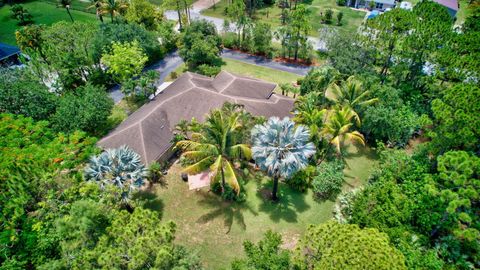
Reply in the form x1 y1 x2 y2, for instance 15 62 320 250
312 160 344 200
51 84 113 135
179 20 223 76
0 68 56 120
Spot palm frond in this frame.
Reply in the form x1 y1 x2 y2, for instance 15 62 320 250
182 156 215 175
223 160 240 195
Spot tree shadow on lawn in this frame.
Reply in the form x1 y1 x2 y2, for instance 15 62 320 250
256 181 311 223
196 191 258 234
133 190 165 218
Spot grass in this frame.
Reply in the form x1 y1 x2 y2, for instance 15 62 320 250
202 0 366 37
166 59 302 92
142 145 377 269
0 1 97 45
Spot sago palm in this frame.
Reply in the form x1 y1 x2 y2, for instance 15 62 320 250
325 76 378 125
176 107 252 195
321 107 365 154
251 117 315 201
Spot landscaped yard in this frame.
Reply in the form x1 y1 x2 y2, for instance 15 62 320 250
0 1 97 45
202 0 366 37
138 145 377 269
169 58 302 91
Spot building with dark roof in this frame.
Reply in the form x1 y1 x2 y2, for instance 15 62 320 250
0 43 21 67
98 71 295 164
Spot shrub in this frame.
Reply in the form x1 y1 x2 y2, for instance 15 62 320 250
51 84 113 135
336 0 346 6
222 32 238 49
312 160 344 200
197 64 221 77
11 4 33 25
322 9 333 24
148 161 166 183
286 165 316 192
0 68 57 121
362 105 420 147
337 11 343 25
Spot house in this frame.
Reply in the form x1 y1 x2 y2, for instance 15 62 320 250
98 71 294 165
432 0 459 17
0 43 21 67
348 0 395 11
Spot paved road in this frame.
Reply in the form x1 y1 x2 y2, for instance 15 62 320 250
108 51 183 103
222 49 312 76
164 10 326 51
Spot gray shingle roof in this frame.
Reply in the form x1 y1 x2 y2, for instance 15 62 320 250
98 71 294 164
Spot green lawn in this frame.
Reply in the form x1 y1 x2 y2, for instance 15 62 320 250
140 145 377 269
168 59 302 92
202 0 366 37
0 1 97 45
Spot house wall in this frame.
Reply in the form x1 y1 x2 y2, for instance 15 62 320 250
348 0 394 10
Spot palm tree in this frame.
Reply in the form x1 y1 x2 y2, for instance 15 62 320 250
101 0 127 23
293 93 327 136
84 145 147 203
88 0 104 23
325 76 378 125
58 0 74 22
321 107 365 155
251 117 315 201
176 106 252 195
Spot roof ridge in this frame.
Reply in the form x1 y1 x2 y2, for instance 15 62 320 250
99 86 195 142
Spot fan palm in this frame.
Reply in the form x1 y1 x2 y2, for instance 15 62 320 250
84 145 147 202
321 107 365 155
58 0 74 22
176 107 252 195
325 76 378 125
251 117 315 201
101 0 128 23
88 0 104 23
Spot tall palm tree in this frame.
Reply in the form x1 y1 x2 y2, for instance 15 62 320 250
58 0 74 22
325 76 378 125
88 0 104 23
101 0 128 23
176 106 252 195
251 117 315 201
321 107 365 155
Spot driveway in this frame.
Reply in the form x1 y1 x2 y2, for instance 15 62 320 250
108 51 183 103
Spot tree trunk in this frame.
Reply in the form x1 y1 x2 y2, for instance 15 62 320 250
176 0 183 30
110 12 114 23
272 175 279 201
183 0 190 25
66 7 74 22
220 164 226 193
